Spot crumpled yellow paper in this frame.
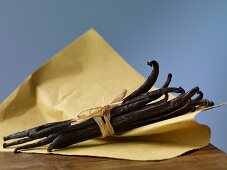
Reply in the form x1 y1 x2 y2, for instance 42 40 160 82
0 29 218 160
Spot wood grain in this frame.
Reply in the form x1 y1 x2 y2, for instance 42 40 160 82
0 144 226 170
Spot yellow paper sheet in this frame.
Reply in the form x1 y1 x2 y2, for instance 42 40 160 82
0 29 217 160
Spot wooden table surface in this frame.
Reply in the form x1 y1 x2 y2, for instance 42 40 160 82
0 144 226 170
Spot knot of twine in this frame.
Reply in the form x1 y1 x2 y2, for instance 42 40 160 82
71 89 127 138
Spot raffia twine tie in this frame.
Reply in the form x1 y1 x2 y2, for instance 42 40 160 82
71 89 127 138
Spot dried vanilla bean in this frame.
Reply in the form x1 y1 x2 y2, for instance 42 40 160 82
161 73 172 88
4 87 213 153
3 60 214 153
14 134 59 153
123 60 159 102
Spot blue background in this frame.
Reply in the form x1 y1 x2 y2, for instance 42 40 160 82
0 0 226 152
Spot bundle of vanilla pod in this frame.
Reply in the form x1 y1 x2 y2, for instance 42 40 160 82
3 60 213 153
